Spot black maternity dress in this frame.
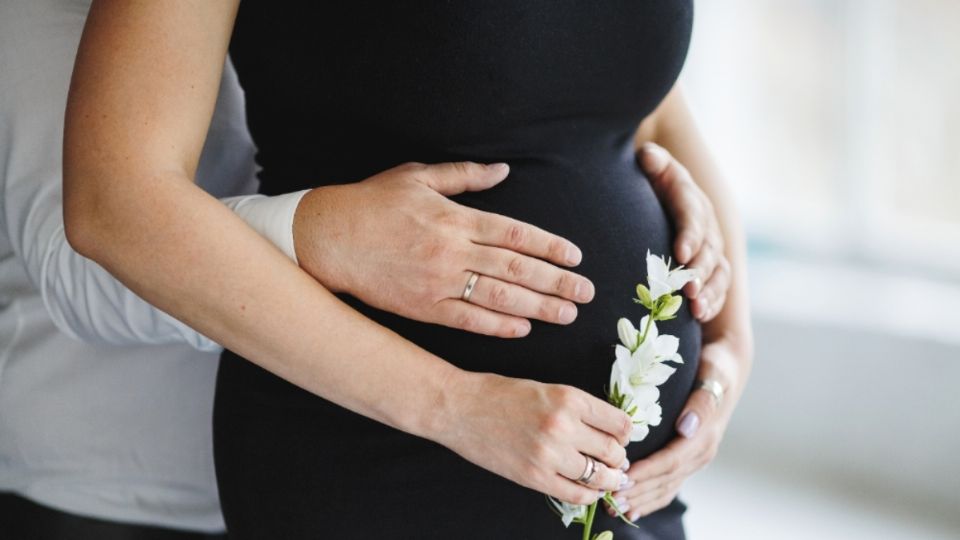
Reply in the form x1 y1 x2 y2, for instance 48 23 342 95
214 2 701 538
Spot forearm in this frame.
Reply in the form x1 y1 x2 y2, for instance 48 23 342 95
638 85 754 396
66 173 458 438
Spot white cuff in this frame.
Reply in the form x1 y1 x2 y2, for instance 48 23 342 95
221 190 311 263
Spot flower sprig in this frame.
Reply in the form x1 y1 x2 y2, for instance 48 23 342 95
550 251 697 540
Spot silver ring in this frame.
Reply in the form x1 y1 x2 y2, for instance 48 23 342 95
575 455 598 485
696 378 725 407
461 272 480 302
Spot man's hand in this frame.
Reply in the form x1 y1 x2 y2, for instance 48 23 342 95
293 161 595 338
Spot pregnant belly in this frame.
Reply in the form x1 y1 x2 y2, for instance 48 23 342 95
339 142 702 460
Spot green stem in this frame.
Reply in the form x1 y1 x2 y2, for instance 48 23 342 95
582 500 598 540
639 315 654 346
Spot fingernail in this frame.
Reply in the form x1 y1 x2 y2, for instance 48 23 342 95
678 243 691 263
491 162 509 173
618 472 630 489
619 459 630 471
514 321 531 337
566 246 582 266
678 411 700 438
558 305 577 324
618 503 631 513
615 496 628 508
578 280 595 302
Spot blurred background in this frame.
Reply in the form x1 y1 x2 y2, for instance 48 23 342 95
678 1 960 538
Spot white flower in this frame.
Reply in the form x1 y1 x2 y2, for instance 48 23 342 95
549 498 587 527
646 250 698 300
610 317 683 441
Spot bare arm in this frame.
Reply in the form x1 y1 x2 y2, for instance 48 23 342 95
63 0 631 505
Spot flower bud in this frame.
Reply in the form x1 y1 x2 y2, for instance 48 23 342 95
617 318 638 350
635 284 653 309
654 294 682 320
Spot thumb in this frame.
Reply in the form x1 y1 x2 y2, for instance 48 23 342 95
416 161 510 196
675 385 717 439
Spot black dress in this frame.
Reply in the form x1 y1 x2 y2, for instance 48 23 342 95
215 2 700 538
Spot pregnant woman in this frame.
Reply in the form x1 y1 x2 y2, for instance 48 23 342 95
64 1 752 538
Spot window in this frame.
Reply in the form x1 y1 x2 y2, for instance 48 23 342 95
682 0 960 280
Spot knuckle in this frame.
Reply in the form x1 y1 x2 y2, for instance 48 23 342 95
423 239 448 263
536 299 556 322
539 411 566 438
505 223 527 248
488 284 512 309
453 310 479 332
452 161 472 176
506 256 527 279
553 272 570 295
546 236 567 260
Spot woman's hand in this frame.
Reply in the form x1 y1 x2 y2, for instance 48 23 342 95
437 371 633 505
638 142 730 322
605 336 750 519
293 161 595 338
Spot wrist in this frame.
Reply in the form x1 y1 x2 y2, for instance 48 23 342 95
293 185 350 293
414 365 484 445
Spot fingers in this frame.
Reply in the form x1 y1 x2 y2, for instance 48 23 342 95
608 478 683 520
547 476 607 506
463 272 579 325
677 383 720 440
690 256 730 321
470 211 584 268
468 245 594 304
406 161 511 196
558 454 627 494
638 143 703 265
578 394 632 447
576 426 628 471
430 298 530 338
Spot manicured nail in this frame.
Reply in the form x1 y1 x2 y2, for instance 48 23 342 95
566 246 582 266
619 459 630 471
558 305 577 324
678 411 700 438
618 503 631 513
615 496 628 508
491 162 509 173
618 472 630 489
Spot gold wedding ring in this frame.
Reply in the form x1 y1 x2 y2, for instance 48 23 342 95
696 378 725 407
461 272 480 302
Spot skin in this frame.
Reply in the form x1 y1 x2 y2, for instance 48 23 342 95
290 157 731 337
62 0 745 512
63 0 629 506
604 87 755 520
